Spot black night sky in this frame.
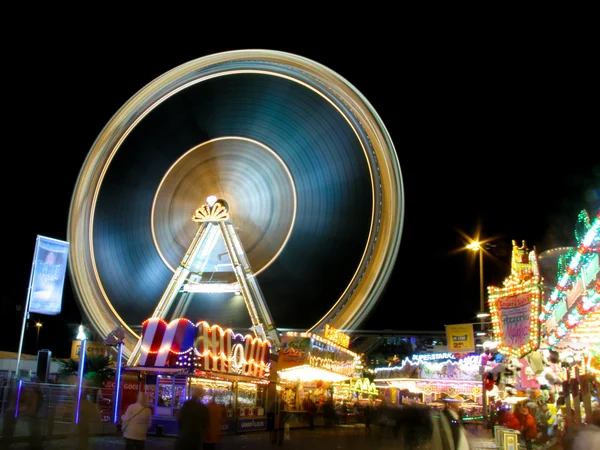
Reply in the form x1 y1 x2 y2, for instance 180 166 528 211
4 32 598 359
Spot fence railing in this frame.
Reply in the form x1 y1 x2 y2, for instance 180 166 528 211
0 381 116 440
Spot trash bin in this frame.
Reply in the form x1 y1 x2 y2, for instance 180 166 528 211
155 425 164 437
501 428 520 450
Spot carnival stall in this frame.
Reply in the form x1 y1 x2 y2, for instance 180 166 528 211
374 352 484 419
275 326 360 428
539 210 600 430
482 240 553 435
483 213 599 445
126 317 272 435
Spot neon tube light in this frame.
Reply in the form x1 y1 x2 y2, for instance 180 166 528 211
75 339 87 424
113 341 123 423
14 379 23 418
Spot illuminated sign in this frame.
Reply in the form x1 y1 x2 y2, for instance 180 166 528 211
324 324 350 348
137 318 271 378
411 353 456 362
70 340 107 361
354 378 378 394
445 324 475 352
237 418 267 432
489 241 541 359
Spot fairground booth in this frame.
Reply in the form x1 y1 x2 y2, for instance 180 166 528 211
126 317 272 436
482 240 551 427
276 325 362 427
483 214 599 443
539 210 600 427
374 352 484 420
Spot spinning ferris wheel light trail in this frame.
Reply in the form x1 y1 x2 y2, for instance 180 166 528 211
68 50 405 359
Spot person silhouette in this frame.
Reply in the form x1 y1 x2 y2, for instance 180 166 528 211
204 396 224 450
121 392 152 450
176 388 209 450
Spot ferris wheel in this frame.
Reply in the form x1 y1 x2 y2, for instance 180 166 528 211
67 50 405 358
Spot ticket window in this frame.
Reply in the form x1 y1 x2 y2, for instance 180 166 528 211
155 375 187 417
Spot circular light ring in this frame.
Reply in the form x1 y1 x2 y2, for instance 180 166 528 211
151 136 297 277
68 50 404 356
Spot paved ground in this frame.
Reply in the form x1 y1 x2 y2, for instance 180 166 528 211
3 424 500 449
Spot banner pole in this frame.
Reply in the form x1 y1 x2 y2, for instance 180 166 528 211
15 236 41 378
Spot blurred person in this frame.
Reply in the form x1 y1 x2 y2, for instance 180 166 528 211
362 401 373 435
121 391 152 450
534 403 550 442
322 398 334 428
19 383 43 450
394 404 434 448
306 397 315 430
514 402 538 450
1 381 19 450
497 405 521 431
77 389 102 450
204 396 224 450
570 425 600 449
430 398 470 450
270 396 288 446
569 408 600 449
176 387 209 450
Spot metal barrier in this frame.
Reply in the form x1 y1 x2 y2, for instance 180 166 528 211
0 382 112 440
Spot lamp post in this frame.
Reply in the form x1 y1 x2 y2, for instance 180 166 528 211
466 240 488 429
35 322 42 351
466 241 485 320
75 325 87 425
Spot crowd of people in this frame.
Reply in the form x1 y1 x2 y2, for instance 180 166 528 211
0 381 225 450
3 379 599 449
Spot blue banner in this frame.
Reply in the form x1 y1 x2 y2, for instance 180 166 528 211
29 235 69 315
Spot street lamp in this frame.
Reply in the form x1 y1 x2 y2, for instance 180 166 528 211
466 241 485 323
466 240 488 429
75 325 88 424
35 322 42 351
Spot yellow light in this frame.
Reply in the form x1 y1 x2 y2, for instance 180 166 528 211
467 241 482 251
277 365 350 383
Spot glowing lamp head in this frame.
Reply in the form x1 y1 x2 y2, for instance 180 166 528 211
467 241 482 251
206 195 218 207
76 325 87 340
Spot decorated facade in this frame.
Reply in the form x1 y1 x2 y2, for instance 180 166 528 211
138 318 271 378
539 210 600 430
482 210 599 444
374 353 483 409
541 210 599 353
129 317 272 435
275 328 362 428
488 240 542 359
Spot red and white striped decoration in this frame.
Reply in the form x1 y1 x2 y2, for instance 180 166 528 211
137 317 271 378
138 318 196 367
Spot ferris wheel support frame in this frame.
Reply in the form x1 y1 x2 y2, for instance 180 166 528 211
127 199 280 366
